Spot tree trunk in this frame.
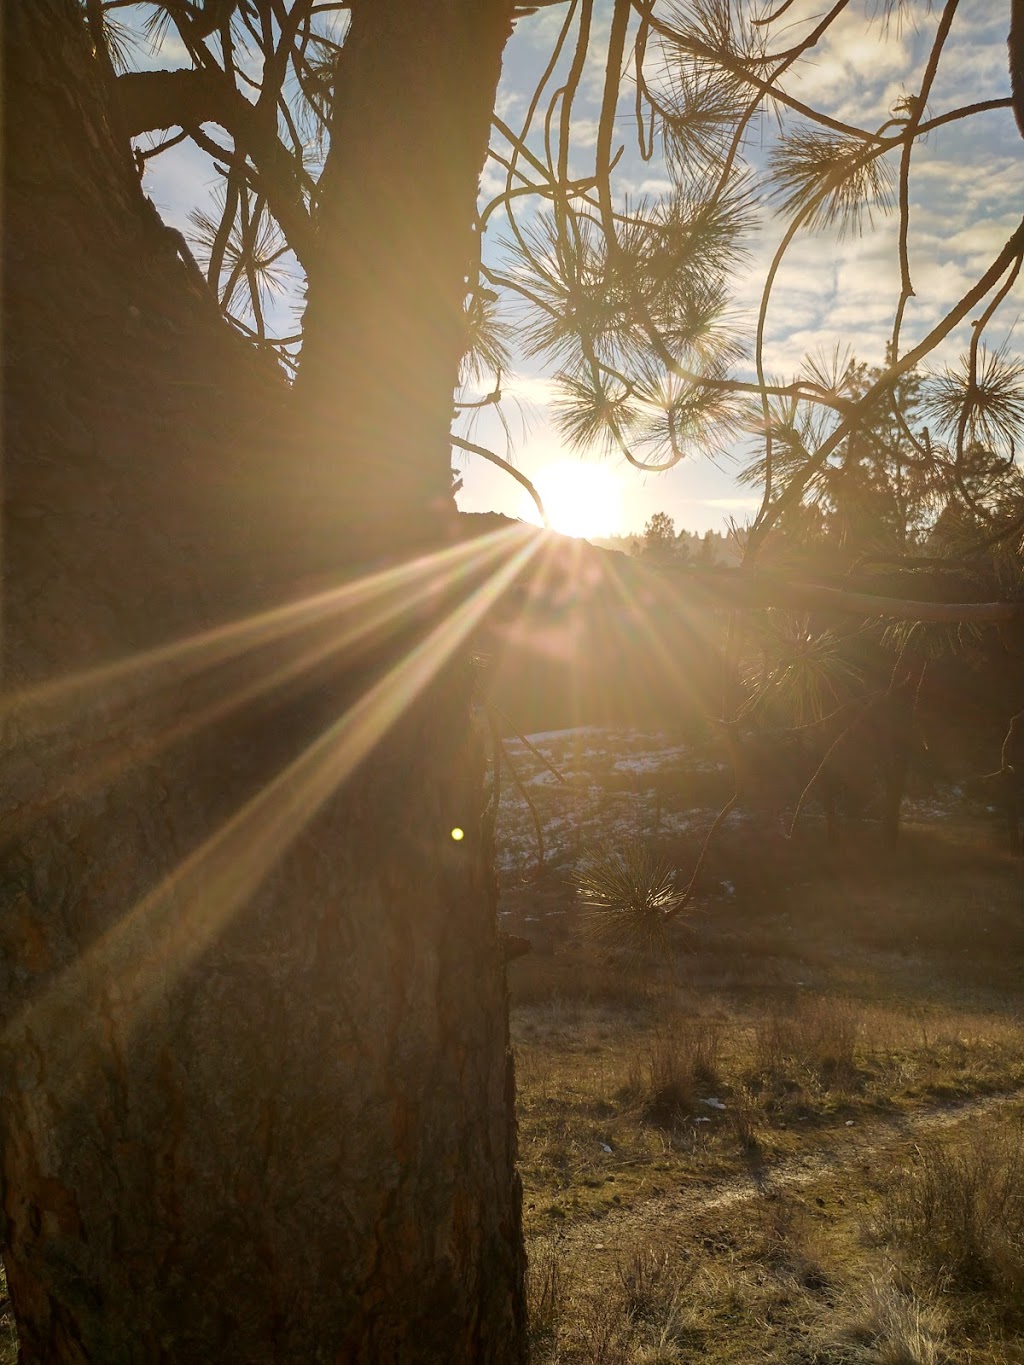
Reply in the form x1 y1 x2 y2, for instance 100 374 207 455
1 2 525 1361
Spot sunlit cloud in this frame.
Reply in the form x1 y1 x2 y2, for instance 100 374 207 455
494 87 526 122
480 163 508 200
501 374 562 406
564 116 599 150
703 497 761 512
518 459 625 538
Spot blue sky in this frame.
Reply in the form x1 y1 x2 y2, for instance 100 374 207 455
139 1 1023 538
457 0 1024 535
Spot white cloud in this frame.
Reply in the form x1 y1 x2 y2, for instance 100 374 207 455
494 87 526 123
778 5 912 126
565 116 600 152
502 374 562 407
703 496 761 510
479 164 507 201
139 0 1024 537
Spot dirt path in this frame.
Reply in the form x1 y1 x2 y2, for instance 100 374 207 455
527 1087 1024 1261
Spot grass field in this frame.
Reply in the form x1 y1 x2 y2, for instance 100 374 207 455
2 723 1020 1362
498 724 1024 1364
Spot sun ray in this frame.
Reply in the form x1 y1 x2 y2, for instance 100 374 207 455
4 526 543 1098
598 553 722 712
4 527 529 825
3 527 523 739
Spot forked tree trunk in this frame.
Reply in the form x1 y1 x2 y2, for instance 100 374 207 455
1 2 525 1360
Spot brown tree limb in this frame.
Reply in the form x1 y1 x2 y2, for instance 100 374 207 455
486 702 569 784
677 567 1024 624
496 734 547 875
451 435 549 527
664 795 737 921
1011 0 1024 138
115 68 314 270
891 0 959 365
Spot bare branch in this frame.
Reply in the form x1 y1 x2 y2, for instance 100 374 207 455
116 68 314 269
450 435 549 528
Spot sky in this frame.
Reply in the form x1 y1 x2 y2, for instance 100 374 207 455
139 1 1023 540
455 0 1024 537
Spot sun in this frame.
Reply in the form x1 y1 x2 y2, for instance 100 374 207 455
523 460 623 539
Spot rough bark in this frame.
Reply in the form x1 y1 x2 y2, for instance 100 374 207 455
1010 0 1024 139
1 1 525 1361
295 0 511 537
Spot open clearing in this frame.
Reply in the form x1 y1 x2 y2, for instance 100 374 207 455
499 724 1024 1364
2 724 1020 1363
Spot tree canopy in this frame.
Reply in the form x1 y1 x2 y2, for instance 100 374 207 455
103 0 1024 590
5 5 1024 1358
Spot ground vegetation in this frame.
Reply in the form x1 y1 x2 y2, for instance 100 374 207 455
5 1 1024 1360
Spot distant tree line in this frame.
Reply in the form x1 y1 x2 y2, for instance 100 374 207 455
591 354 1024 850
591 516 744 566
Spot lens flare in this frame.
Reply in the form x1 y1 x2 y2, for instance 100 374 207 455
521 461 623 540
3 525 543 1100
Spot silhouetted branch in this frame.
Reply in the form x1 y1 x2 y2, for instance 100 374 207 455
1011 0 1024 138
497 735 546 875
664 795 737 920
891 1 958 365
450 436 549 527
116 68 314 269
749 218 1024 554
486 703 569 785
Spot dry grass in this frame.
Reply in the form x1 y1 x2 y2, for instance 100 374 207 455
503 730 1024 1364
4 731 1022 1363
623 1015 723 1126
842 1275 949 1365
526 1189 978 1365
879 1119 1024 1303
526 1242 568 1355
751 996 863 1094
0 1267 14 1365
516 982 1024 1360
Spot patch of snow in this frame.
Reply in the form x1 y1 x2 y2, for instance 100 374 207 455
494 725 752 880
515 726 613 745
613 755 669 774
904 797 956 820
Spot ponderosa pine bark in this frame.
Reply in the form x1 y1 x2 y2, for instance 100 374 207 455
1 1 525 1360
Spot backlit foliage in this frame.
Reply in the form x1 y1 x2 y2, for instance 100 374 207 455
99 0 1024 542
